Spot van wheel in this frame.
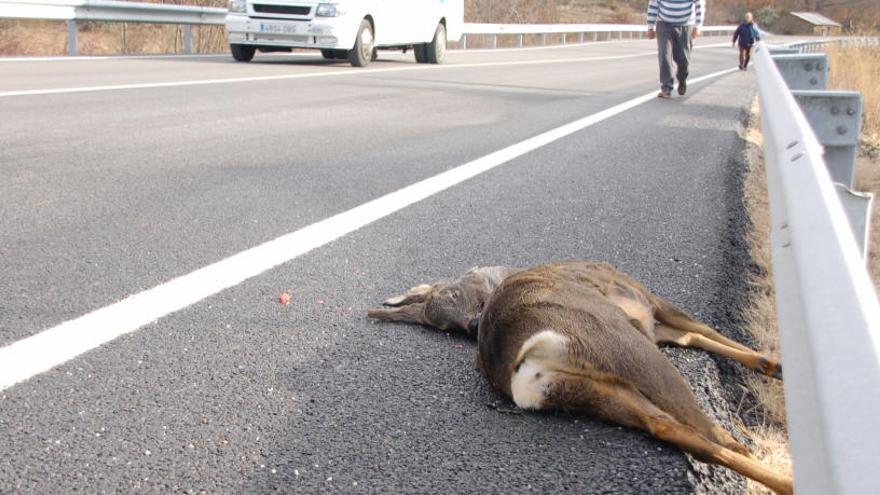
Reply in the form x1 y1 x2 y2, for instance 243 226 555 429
230 44 256 62
414 44 428 63
348 19 374 67
425 23 446 64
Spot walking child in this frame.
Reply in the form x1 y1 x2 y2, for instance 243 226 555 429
732 12 761 70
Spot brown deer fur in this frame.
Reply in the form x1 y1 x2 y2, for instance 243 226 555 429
368 261 791 494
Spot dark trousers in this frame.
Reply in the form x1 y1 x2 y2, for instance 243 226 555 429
656 21 692 91
739 45 752 69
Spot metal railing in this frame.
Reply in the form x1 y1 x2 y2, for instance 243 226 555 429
0 0 735 55
754 42 880 495
793 36 880 53
459 23 735 49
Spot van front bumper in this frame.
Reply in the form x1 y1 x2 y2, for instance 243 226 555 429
225 14 356 50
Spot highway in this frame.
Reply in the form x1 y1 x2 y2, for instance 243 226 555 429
1 38 758 493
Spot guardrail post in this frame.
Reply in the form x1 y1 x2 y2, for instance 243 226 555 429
66 20 77 56
491 34 496 49
792 90 862 187
540 33 546 46
772 53 829 90
592 32 598 42
518 33 523 48
461 34 467 50
183 25 193 54
834 185 874 257
562 33 566 44
578 32 584 43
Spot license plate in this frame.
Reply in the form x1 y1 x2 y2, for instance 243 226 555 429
259 23 299 34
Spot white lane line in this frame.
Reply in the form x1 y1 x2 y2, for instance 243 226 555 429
0 43 732 98
0 39 730 62
0 52 658 98
0 66 737 391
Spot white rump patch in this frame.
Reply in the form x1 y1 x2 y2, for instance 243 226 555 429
510 330 569 410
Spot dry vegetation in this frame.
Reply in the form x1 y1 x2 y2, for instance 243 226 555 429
827 43 880 285
827 44 880 154
740 102 792 494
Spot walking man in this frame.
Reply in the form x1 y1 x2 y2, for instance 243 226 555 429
733 12 761 70
647 0 705 98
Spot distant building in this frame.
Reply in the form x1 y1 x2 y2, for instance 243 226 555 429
775 12 843 36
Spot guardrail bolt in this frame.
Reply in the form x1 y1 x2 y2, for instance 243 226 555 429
805 62 814 70
847 107 856 116
810 77 818 85
837 126 848 135
831 106 840 115
816 63 825 70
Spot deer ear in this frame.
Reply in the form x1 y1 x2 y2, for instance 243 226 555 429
367 303 429 326
383 284 433 306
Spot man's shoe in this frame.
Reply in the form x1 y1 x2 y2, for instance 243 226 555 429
677 81 687 95
657 88 672 98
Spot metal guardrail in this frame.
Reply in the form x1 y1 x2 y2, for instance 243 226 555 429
793 36 880 53
0 0 736 55
754 43 880 495
459 23 735 49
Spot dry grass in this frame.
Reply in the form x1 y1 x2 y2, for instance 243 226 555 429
827 43 880 286
827 44 880 155
0 19 228 56
855 155 880 286
739 100 793 494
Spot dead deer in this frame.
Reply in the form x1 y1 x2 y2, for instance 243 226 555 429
368 261 791 494
368 262 782 379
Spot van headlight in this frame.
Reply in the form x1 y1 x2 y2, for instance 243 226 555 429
228 0 246 13
316 3 345 16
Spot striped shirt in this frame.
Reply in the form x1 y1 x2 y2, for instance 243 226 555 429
647 0 704 27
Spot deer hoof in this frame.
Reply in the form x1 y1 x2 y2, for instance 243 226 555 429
759 357 783 380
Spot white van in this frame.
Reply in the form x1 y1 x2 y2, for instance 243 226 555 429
225 0 463 66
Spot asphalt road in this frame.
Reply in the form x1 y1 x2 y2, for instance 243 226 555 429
2 37 762 493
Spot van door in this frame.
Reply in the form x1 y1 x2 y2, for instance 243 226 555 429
412 0 441 43
370 0 405 46
387 0 434 45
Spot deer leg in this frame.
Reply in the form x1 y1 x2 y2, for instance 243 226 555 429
650 295 754 353
650 294 783 379
654 324 782 379
549 374 792 495
383 284 433 306
366 303 428 326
